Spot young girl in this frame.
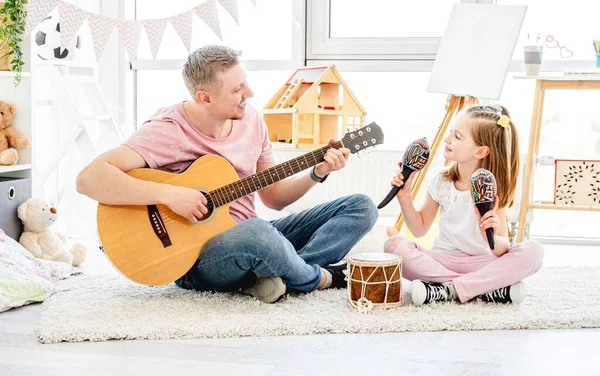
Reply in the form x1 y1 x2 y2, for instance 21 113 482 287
385 104 544 306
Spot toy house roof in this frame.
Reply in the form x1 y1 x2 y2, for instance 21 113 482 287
264 65 366 113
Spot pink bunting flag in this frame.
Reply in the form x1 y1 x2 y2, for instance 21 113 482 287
58 1 88 48
117 20 142 61
143 19 168 60
217 0 239 24
87 13 116 62
194 0 222 40
25 0 58 35
170 11 194 53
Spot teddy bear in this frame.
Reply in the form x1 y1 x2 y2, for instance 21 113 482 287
0 100 31 166
17 198 87 266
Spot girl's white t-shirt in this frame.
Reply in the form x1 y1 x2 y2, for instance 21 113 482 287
428 168 492 256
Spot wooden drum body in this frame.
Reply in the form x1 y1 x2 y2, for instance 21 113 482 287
347 252 402 310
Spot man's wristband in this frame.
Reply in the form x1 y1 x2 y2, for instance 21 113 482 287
310 166 329 183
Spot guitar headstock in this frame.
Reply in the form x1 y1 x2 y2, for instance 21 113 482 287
342 122 385 154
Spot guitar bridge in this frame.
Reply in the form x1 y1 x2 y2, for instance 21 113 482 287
147 205 172 248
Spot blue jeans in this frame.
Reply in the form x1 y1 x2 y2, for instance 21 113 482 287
175 194 378 293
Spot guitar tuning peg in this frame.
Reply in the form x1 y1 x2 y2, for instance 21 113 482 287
346 127 352 134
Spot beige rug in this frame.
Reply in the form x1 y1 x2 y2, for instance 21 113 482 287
36 267 600 343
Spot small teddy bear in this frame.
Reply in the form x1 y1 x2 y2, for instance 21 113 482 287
17 198 87 266
0 100 31 166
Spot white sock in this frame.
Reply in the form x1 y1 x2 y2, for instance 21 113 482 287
321 268 333 289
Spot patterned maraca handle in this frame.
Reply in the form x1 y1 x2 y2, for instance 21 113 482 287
377 138 429 209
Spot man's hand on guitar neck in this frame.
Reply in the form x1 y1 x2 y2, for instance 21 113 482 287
162 186 208 224
257 139 350 211
314 138 351 178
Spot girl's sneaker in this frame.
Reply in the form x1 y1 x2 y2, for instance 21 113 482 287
412 280 457 306
478 281 527 304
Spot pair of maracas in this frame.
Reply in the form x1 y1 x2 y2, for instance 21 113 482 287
378 138 497 250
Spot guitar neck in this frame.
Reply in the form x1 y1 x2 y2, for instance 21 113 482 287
206 141 344 209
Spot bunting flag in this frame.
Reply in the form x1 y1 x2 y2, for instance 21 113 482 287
170 11 194 53
58 1 88 48
143 19 168 60
195 0 222 40
116 20 142 60
24 0 255 62
24 0 59 35
217 0 240 25
87 13 116 62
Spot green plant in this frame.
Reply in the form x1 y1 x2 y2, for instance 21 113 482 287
0 0 27 86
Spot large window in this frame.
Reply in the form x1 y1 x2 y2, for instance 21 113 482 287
133 0 303 69
307 0 484 63
135 0 295 62
310 0 599 72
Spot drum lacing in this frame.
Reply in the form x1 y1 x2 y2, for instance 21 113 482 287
348 261 402 314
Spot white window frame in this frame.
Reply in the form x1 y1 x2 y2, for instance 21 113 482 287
307 0 596 72
306 0 486 71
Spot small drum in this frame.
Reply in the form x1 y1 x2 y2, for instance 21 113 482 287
347 252 402 311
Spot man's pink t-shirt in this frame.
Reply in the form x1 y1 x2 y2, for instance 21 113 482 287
124 102 275 223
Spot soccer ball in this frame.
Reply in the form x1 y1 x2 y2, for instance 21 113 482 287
34 13 81 61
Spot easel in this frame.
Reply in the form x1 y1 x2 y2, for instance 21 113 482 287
393 94 479 231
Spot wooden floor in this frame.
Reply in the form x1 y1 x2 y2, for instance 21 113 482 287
1 239 599 376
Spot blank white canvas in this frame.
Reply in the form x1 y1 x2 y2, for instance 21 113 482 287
427 4 527 100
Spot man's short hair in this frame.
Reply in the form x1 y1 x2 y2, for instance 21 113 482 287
182 45 242 98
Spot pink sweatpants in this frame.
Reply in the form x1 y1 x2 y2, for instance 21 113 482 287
383 236 545 302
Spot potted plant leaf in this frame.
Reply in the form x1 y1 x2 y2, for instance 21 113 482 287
0 0 27 86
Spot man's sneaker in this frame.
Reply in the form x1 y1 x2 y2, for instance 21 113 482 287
479 281 527 304
412 280 457 306
323 262 348 288
242 277 286 303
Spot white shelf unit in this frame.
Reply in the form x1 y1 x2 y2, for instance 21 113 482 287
0 21 32 181
0 164 32 174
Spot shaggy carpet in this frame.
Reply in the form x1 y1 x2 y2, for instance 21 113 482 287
36 266 600 343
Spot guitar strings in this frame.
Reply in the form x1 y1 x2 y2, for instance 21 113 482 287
156 140 348 224
209 143 340 208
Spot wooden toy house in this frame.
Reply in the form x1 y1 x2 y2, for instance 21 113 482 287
262 65 367 147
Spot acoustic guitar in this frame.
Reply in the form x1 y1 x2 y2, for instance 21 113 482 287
96 122 384 286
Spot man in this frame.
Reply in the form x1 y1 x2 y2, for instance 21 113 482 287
77 45 378 303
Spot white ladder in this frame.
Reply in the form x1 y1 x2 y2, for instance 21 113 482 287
275 78 303 109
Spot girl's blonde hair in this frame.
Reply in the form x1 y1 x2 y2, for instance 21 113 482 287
442 104 520 208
